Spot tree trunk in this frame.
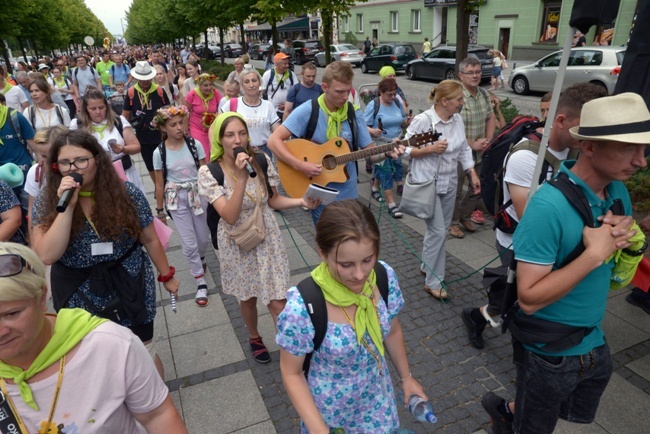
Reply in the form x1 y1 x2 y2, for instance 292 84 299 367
1 41 12 74
322 9 333 65
240 22 246 50
219 28 225 65
455 0 470 74
17 37 28 63
271 21 278 48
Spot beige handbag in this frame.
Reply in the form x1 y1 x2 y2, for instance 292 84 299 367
227 177 266 252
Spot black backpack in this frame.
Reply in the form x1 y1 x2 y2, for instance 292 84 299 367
263 68 295 100
296 262 389 377
28 105 65 128
205 153 274 249
496 171 625 353
480 115 544 215
304 98 359 149
157 136 201 186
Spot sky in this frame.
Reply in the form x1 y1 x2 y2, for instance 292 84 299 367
85 0 133 35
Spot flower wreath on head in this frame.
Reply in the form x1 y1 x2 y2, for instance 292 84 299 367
151 105 189 129
194 73 218 85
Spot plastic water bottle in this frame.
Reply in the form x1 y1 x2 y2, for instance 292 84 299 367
406 395 437 423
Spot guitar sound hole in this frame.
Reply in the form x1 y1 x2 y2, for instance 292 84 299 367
322 156 337 170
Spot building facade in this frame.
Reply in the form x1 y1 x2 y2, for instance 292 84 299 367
345 0 639 60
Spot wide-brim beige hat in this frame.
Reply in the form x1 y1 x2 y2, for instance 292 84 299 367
569 92 650 144
131 61 157 81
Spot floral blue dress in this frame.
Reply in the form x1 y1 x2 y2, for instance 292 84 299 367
276 261 404 433
0 180 25 244
32 182 156 327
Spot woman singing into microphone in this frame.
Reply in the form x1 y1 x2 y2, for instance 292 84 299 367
31 129 179 378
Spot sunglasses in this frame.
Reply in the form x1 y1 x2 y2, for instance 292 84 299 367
0 254 35 278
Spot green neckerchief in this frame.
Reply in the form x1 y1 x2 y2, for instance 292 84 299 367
0 104 9 145
196 87 214 110
317 94 348 140
0 308 107 410
274 68 290 85
2 82 13 94
311 262 384 356
90 122 109 139
134 82 159 108
53 76 66 88
210 111 247 162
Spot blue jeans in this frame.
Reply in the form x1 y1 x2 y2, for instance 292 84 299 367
513 343 612 434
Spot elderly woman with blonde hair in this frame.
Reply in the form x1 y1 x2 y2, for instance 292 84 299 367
0 242 188 433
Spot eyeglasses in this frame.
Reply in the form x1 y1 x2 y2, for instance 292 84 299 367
459 71 482 76
54 156 95 172
0 254 34 278
383 91 397 97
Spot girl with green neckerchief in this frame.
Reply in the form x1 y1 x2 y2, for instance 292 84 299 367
277 200 428 433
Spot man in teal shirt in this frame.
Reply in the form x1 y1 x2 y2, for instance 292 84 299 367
482 92 649 434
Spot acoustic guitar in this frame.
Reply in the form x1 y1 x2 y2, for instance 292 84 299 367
276 132 437 198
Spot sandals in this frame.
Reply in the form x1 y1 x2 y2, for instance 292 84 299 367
371 189 384 203
388 205 403 219
249 337 271 363
195 284 209 307
424 285 449 300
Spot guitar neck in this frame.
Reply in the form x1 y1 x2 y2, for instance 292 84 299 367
334 138 409 166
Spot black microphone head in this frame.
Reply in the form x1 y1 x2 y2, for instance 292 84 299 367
233 146 248 158
69 172 83 185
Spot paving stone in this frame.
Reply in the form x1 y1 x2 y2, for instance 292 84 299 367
231 420 277 433
164 296 230 337
602 313 650 354
180 371 270 433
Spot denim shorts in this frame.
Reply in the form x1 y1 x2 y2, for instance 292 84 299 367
513 343 612 434
374 158 404 190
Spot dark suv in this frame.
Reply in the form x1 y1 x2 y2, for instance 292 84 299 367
405 45 492 82
291 40 324 65
361 44 417 73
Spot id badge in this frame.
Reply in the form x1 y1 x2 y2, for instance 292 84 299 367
0 391 24 434
91 242 114 256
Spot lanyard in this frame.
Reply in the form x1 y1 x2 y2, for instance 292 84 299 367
338 301 383 375
0 356 66 434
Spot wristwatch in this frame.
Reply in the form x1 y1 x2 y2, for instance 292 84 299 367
624 240 648 257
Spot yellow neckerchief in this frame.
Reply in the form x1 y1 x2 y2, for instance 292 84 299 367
53 76 67 88
2 81 13 94
134 82 159 108
0 309 106 410
0 104 9 143
273 68 290 85
311 262 384 356
196 87 214 111
90 121 109 139
317 94 348 140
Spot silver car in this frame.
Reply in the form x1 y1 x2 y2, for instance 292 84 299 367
509 46 625 95
314 44 364 67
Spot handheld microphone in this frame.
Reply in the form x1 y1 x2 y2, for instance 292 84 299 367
56 172 83 213
233 147 257 178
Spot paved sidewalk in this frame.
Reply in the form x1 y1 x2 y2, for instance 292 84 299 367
135 147 650 433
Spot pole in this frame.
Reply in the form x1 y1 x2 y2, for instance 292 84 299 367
526 27 576 204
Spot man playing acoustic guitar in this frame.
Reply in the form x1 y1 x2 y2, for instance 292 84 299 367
268 61 405 223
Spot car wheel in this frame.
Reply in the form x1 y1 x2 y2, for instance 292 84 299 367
261 53 266 61
293 53 301 65
444 68 456 80
314 56 320 67
407 66 416 80
361 63 369 74
512 76 530 95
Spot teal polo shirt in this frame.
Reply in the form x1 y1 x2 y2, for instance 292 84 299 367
513 160 632 356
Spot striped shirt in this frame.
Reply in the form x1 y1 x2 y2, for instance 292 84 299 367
404 108 474 193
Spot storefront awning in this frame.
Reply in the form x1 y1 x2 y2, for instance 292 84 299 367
246 17 309 32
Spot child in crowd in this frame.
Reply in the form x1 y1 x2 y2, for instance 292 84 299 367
152 105 211 306
218 79 241 111
109 81 127 114
277 200 427 432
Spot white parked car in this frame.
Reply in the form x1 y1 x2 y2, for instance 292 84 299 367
314 44 364 67
508 46 626 95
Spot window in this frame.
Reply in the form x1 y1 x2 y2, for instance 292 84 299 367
356 14 363 33
412 9 421 32
390 11 399 32
539 2 561 43
342 15 350 33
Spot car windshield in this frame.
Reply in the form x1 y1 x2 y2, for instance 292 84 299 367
340 45 358 51
471 50 490 60
395 46 408 55
305 42 321 48
616 50 625 64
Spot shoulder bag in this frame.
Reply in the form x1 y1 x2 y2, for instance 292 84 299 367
226 176 266 251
